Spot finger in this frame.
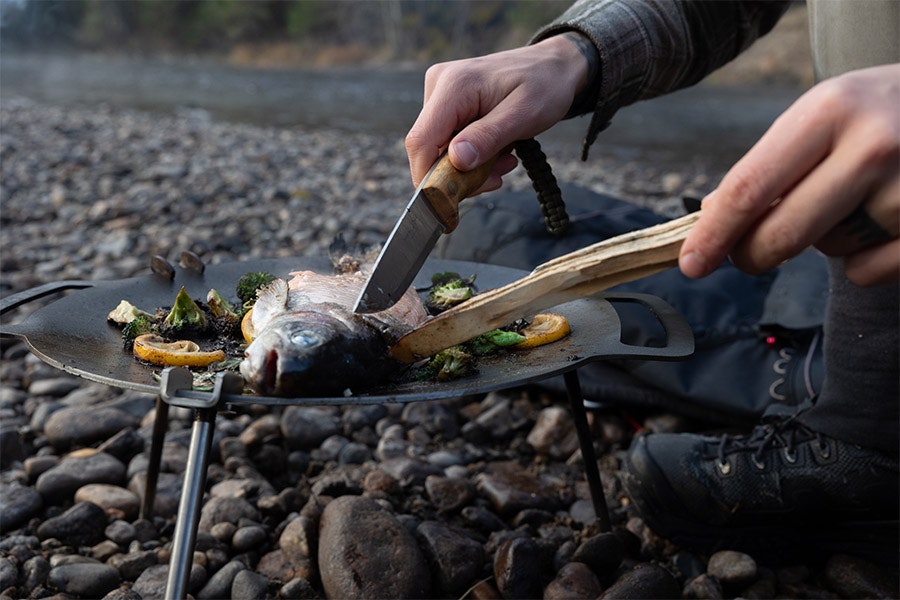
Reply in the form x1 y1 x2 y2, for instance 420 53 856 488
447 86 564 173
680 94 836 277
729 126 896 272
468 152 518 196
844 238 900 286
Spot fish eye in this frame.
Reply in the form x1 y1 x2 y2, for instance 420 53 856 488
290 330 322 347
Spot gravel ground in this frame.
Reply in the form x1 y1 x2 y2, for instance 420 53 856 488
1 97 897 599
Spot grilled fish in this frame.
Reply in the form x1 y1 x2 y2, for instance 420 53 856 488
239 260 428 397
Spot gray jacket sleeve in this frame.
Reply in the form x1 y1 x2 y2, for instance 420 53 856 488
532 0 790 158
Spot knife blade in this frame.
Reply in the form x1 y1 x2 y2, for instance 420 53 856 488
353 153 496 313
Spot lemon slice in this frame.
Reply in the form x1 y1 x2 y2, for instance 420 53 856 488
241 308 255 343
133 334 226 367
513 313 571 349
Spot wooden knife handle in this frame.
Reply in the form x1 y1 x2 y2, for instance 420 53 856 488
421 153 498 232
390 211 701 363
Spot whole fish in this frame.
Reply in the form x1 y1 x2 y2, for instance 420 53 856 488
240 260 429 397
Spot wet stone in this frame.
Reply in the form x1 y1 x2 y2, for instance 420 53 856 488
0 425 26 470
231 569 270 600
37 501 109 547
570 531 625 576
105 520 137 546
74 483 140 521
424 475 475 514
197 559 245 600
378 456 442 487
461 505 508 533
684 573 724 599
544 561 602 600
526 406 579 460
35 451 126 501
416 520 485 597
280 577 317 599
475 469 560 517
599 562 681 599
0 482 43 530
318 495 431 599
493 536 546 600
23 555 50 590
0 558 16 592
278 515 315 577
280 407 341 450
96 428 145 463
707 550 757 586
43 405 138 450
232 524 268 553
23 455 59 482
127 471 181 518
27 378 81 398
47 562 122 598
107 549 158 581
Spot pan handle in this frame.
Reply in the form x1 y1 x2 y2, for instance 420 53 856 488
602 292 694 360
0 281 95 317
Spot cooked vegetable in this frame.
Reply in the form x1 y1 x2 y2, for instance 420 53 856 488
236 272 277 305
207 289 241 321
161 287 209 336
133 334 226 367
107 300 154 324
418 346 476 381
513 313 571 349
462 329 526 355
426 272 477 313
122 315 157 349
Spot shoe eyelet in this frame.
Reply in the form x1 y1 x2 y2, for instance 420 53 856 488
751 455 766 470
783 448 797 464
717 459 732 475
817 441 831 460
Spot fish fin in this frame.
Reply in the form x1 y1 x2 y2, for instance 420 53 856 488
255 278 290 310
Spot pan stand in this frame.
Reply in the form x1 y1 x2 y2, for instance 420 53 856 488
140 368 611 599
141 368 244 600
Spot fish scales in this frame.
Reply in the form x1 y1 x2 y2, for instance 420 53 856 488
240 266 428 397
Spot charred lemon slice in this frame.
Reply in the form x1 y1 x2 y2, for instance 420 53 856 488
241 308 255 343
133 334 226 367
513 313 571 349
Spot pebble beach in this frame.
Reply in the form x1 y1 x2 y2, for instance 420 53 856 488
1 84 898 599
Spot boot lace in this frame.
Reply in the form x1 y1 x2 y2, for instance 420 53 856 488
715 418 831 475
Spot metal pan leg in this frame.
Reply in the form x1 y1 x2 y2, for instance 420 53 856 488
141 396 168 520
564 370 612 533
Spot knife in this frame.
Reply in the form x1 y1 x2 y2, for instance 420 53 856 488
353 153 497 313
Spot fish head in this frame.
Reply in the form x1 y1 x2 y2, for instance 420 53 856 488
240 310 388 397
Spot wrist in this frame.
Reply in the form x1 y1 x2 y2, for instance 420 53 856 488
555 31 601 118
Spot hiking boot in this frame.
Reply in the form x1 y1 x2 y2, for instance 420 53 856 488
620 416 899 564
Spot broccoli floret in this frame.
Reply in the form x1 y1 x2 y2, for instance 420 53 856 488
426 273 477 313
122 315 156 349
207 289 240 321
417 346 476 381
160 287 209 336
463 329 526 355
236 272 277 305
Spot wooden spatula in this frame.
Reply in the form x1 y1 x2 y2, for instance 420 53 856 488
389 211 700 363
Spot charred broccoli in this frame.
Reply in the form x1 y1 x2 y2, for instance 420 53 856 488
160 287 209 337
426 272 477 313
236 272 277 305
463 329 526 355
418 346 476 381
122 315 157 349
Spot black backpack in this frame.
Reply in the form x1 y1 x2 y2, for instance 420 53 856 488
434 184 826 426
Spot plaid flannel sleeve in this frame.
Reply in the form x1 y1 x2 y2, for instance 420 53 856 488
532 0 790 158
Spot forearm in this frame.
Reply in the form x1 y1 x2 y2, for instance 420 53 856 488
534 0 791 155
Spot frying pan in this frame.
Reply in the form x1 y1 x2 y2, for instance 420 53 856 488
0 257 693 405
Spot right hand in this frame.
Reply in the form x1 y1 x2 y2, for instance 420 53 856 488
405 34 591 194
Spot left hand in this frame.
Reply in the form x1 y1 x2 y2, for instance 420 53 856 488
679 64 900 286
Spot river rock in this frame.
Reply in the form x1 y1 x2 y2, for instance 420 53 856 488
74 483 140 520
197 559 245 599
0 481 43 530
424 474 475 514
36 501 108 546
280 407 341 450
43 405 138 449
416 520 485 597
475 468 560 516
599 562 681 599
526 406 579 460
35 450 126 501
47 562 122 597
570 531 625 576
544 561 603 600
318 495 430 599
822 554 899 599
707 550 757 586
493 536 547 599
0 557 17 592
232 568 270 599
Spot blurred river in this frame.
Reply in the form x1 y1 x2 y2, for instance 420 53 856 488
1 52 805 172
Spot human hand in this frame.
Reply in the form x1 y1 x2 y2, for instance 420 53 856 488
405 34 591 193
680 64 899 286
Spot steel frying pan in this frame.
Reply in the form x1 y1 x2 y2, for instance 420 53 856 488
0 257 693 405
